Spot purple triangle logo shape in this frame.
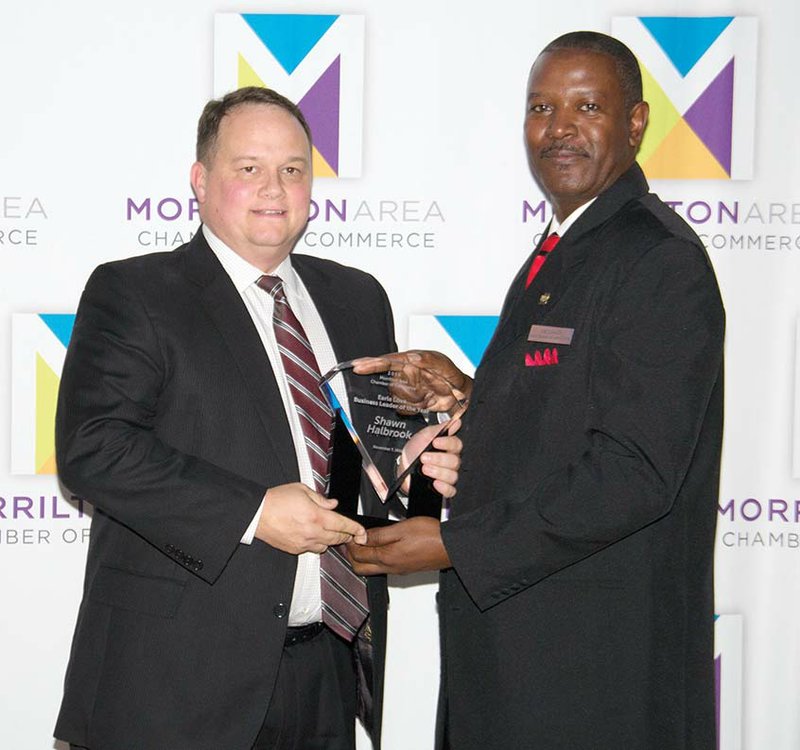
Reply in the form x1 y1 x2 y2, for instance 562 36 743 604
298 56 340 174
684 58 735 175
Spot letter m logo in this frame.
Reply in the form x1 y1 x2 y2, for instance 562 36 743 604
214 14 365 178
612 16 757 180
11 314 75 475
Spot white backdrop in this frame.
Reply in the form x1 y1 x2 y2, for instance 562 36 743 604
2 1 799 748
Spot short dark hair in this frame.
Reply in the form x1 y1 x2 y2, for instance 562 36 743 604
195 86 312 164
541 31 643 109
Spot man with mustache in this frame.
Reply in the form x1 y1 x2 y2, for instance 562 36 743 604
349 31 724 749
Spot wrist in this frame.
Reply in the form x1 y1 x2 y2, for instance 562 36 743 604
456 374 474 402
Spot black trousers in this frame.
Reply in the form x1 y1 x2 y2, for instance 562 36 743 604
253 626 357 750
71 627 357 750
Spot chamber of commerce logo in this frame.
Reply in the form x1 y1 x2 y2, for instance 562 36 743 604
714 614 743 750
407 316 499 376
11 314 75 475
611 16 757 180
214 14 365 178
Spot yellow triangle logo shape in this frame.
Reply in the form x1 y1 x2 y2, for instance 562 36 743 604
638 64 682 166
238 53 266 88
35 353 59 475
312 146 337 177
38 453 57 475
642 118 729 179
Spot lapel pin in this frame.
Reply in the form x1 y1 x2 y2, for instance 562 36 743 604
538 293 551 305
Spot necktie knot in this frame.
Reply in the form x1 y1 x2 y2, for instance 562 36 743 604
525 232 560 288
541 232 560 254
257 274 285 301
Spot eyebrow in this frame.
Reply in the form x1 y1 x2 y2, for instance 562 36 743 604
527 89 607 100
231 154 310 164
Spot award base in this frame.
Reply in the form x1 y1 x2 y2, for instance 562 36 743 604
328 416 395 528
328 415 442 527
407 452 444 519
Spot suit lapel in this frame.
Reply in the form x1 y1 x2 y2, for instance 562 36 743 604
182 232 297 480
481 221 555 362
293 256 363 363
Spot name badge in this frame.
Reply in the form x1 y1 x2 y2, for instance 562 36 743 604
528 324 574 346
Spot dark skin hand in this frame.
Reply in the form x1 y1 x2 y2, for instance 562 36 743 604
346 516 451 576
352 350 474 414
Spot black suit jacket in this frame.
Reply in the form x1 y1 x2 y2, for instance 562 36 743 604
54 232 394 749
439 164 724 749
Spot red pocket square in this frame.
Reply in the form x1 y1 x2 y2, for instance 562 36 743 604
525 347 559 367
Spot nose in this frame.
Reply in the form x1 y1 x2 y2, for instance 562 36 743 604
545 108 577 139
259 172 285 198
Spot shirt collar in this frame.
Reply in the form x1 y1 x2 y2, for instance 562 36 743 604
548 197 597 239
202 224 298 294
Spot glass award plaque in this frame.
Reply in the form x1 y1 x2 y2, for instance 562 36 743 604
320 360 467 528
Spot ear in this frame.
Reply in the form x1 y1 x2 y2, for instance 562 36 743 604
628 101 649 150
190 161 207 203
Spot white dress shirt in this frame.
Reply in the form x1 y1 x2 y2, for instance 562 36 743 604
204 225 351 626
548 197 597 238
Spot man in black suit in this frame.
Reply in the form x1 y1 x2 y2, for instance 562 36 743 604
349 32 724 749
54 86 460 750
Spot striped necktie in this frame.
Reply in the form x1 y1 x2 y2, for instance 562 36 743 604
257 275 369 641
525 232 560 288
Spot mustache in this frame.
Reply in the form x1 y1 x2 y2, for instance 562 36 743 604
540 142 589 158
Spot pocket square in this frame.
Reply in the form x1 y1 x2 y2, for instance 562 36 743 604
525 347 559 367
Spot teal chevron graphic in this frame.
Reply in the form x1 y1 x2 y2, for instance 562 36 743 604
640 17 734 76
435 316 499 368
241 14 338 74
39 313 75 348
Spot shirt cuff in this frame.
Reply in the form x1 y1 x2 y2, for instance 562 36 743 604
241 493 267 544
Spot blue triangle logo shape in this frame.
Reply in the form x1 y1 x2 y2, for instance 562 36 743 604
40 313 75 348
436 315 499 368
242 14 338 75
640 16 734 77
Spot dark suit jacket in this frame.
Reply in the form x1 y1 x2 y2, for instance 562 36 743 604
54 232 394 750
439 164 724 749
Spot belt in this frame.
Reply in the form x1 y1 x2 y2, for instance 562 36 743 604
284 621 326 647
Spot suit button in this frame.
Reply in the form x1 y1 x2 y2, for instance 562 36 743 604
273 603 288 619
195 560 204 571
166 543 175 554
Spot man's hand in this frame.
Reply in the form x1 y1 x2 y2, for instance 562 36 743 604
352 350 473 413
255 483 367 554
400 419 462 498
346 517 451 575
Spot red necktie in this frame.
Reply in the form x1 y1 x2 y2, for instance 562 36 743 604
525 232 560 288
257 275 369 641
